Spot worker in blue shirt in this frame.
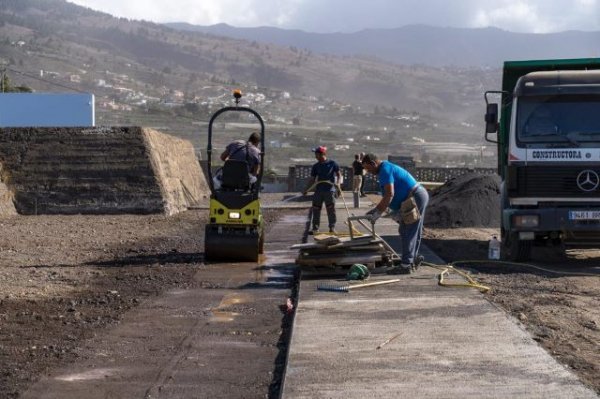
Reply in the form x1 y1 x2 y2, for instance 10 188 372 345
361 153 429 273
302 146 342 233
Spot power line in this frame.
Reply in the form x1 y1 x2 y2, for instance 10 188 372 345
4 66 88 93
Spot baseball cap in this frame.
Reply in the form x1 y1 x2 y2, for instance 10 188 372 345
312 146 327 154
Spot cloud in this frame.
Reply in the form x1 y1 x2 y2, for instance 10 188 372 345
472 2 550 33
69 0 303 27
471 0 600 33
68 0 600 33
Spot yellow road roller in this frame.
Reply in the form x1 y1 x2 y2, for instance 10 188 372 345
204 90 265 261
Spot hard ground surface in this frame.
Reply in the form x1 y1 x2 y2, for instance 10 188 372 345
1 192 598 397
424 227 600 394
283 217 598 398
0 208 301 399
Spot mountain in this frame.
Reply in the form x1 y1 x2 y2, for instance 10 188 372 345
0 0 497 119
0 0 504 172
166 23 600 68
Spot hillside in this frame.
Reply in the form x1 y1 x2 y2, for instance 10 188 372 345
0 0 499 171
168 23 600 68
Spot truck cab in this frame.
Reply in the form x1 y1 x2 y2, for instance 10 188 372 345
485 59 600 260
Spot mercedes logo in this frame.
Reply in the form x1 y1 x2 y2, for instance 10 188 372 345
576 170 600 192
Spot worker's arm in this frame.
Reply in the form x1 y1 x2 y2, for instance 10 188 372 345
220 149 230 162
375 183 393 212
334 170 343 196
251 153 261 176
303 176 316 195
366 183 393 222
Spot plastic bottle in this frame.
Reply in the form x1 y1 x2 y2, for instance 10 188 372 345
488 235 500 260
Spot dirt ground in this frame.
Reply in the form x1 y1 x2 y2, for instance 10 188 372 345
423 227 600 394
1 203 598 397
0 209 292 399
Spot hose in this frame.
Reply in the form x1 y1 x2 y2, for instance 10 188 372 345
421 257 599 295
449 259 600 278
422 262 491 293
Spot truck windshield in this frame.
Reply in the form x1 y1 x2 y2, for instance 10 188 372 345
517 94 600 145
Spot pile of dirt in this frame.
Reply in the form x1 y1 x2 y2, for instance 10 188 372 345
0 127 208 216
0 181 16 216
425 173 501 228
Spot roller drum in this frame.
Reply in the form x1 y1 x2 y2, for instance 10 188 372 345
204 225 261 262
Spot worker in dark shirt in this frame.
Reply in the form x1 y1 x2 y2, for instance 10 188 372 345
302 146 342 233
220 132 261 175
359 152 367 196
352 154 364 195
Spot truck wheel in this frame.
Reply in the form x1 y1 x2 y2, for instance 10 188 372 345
502 231 532 262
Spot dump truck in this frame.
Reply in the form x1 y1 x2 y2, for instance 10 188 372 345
485 58 600 261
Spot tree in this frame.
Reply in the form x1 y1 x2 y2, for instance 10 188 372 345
1 73 32 92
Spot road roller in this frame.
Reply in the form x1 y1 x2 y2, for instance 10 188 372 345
204 90 265 261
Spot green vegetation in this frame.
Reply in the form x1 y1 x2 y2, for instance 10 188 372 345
1 72 32 92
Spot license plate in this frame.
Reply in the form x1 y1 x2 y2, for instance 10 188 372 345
569 210 600 220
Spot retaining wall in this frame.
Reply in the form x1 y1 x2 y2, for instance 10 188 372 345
0 127 208 215
288 165 498 193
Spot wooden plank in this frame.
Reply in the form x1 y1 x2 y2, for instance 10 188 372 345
296 252 384 267
313 234 341 245
290 239 382 250
295 244 385 254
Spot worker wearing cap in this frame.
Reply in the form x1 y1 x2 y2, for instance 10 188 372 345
302 146 342 233
361 153 429 273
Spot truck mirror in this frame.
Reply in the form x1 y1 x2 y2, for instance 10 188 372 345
485 103 499 133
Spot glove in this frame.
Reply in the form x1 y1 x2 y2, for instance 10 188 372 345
366 208 382 222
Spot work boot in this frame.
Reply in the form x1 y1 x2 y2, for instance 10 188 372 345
329 227 335 233
387 263 412 275
413 255 425 270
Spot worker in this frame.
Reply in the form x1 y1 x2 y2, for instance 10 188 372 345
361 153 429 273
214 132 261 190
359 152 367 196
351 154 364 195
220 132 261 176
302 146 342 234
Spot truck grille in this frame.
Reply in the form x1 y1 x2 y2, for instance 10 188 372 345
511 166 600 198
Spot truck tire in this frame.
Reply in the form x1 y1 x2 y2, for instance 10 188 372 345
501 231 532 262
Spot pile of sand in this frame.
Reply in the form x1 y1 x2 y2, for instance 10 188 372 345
425 173 501 228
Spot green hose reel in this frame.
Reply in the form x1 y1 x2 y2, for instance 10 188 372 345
346 264 370 280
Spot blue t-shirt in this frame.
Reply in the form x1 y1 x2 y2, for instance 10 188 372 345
378 161 418 210
311 159 339 192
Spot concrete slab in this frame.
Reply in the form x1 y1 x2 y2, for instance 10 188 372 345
282 215 598 398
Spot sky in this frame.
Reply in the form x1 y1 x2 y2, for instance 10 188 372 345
67 0 600 34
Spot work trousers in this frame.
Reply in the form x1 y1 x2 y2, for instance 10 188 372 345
352 175 363 193
311 190 336 230
399 186 429 265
